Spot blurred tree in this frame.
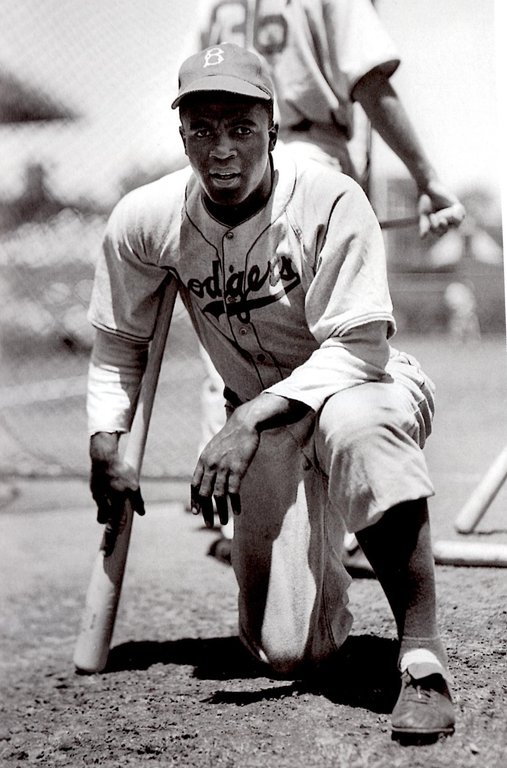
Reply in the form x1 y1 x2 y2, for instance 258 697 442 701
0 69 77 123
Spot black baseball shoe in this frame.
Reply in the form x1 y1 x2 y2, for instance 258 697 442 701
391 671 455 741
208 536 232 565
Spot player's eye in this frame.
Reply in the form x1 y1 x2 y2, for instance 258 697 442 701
234 126 252 136
194 128 213 138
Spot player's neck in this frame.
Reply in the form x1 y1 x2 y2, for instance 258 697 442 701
203 160 273 227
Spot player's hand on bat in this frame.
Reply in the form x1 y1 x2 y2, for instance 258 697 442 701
190 408 260 528
417 179 465 239
89 432 145 555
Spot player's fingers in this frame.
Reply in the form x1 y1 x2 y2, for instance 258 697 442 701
102 517 120 556
428 212 449 237
229 492 242 516
445 203 466 226
214 494 229 526
197 467 217 499
429 205 465 235
200 496 215 528
418 213 431 239
227 471 244 515
190 480 216 527
130 487 145 517
95 495 111 525
190 483 203 516
212 469 229 525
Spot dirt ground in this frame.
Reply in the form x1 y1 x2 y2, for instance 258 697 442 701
1 472 507 768
1 335 507 767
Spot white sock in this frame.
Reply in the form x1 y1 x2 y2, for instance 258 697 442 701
400 648 452 683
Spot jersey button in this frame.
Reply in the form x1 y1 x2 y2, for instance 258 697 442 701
256 353 266 363
238 326 248 336
225 230 234 239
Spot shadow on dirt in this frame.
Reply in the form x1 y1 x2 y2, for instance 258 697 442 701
107 635 267 679
106 633 399 714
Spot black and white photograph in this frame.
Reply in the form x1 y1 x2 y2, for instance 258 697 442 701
1 1 506 765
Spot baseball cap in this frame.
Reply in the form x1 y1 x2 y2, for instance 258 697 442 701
171 43 274 109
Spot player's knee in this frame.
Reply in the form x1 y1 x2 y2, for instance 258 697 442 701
321 394 398 458
241 628 311 676
260 643 308 677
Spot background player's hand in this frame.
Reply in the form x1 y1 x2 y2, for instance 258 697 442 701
190 409 260 528
417 179 465 239
90 432 145 555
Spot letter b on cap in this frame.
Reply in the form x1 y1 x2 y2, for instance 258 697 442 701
204 47 224 68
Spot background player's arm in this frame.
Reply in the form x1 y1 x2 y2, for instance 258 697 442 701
352 68 465 238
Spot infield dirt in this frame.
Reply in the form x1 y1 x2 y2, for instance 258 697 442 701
1 335 507 767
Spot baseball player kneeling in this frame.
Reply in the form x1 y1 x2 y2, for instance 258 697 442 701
87 44 455 740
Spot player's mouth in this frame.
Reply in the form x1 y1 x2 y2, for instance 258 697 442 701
210 171 240 185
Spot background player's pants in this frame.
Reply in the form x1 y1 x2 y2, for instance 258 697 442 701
231 349 436 675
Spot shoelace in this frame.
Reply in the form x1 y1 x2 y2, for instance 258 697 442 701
402 676 436 704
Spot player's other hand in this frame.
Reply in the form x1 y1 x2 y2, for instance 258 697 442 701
89 432 145 555
417 179 465 239
190 409 260 529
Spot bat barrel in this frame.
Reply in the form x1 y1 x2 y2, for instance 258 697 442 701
433 539 507 567
73 503 134 673
454 446 507 534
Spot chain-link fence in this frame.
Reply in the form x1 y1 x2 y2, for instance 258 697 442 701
0 1 504 481
0 1 205 480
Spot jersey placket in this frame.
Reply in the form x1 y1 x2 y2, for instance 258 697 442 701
221 227 274 385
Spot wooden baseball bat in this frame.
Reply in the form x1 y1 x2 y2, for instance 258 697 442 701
433 540 507 567
73 279 179 674
454 446 507 534
378 215 419 230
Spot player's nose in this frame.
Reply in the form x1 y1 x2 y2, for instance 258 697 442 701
210 131 237 160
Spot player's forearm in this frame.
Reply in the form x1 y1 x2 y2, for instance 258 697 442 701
353 71 438 193
87 329 149 435
233 392 311 434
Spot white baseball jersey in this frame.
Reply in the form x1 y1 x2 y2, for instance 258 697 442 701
194 0 400 138
88 147 396 433
87 147 437 671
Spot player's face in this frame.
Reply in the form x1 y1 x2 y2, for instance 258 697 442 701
179 94 277 219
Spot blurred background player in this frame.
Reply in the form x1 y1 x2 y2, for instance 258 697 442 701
191 0 465 560
444 281 481 343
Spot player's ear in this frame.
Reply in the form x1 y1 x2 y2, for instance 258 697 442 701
268 122 279 152
179 125 188 156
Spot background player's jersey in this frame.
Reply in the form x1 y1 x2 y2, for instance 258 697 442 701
195 0 400 138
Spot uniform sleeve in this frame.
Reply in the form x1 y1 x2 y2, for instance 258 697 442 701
87 329 149 435
324 0 400 95
88 192 170 343
86 185 175 434
264 175 395 411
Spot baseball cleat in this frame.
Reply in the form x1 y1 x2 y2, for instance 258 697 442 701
208 536 232 565
391 671 455 739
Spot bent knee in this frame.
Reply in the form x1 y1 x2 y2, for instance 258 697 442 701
241 629 339 678
317 385 413 456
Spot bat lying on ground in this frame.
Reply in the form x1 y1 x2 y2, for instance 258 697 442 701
453 446 507 534
73 279 179 674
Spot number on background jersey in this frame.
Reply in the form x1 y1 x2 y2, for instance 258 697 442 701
205 1 288 55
